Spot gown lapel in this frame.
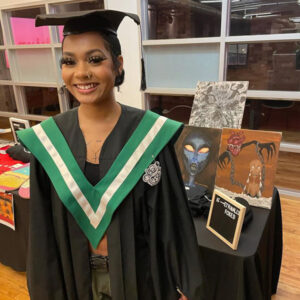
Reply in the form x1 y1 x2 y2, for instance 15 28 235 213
56 106 133 300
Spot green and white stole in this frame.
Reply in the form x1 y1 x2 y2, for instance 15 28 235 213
17 111 182 248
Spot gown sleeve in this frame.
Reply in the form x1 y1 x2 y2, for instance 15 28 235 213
147 142 206 300
27 155 67 300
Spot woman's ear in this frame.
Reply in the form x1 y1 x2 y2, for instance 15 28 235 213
117 55 123 75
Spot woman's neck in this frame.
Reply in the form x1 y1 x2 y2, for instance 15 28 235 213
78 99 121 124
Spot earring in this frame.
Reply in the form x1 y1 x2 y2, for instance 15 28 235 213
59 84 66 95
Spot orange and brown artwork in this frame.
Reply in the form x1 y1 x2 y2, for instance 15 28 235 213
0 192 15 230
215 128 282 209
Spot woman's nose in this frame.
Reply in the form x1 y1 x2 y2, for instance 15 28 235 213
74 62 90 79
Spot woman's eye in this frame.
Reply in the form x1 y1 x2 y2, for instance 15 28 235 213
60 57 75 67
88 56 106 64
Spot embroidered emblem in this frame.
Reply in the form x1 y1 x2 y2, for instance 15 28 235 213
143 161 161 186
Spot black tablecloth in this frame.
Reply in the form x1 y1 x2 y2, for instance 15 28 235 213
0 192 29 271
0 188 283 300
194 188 282 300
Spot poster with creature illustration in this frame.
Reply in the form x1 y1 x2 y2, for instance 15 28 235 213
0 192 15 230
189 81 248 129
215 128 282 209
175 126 222 199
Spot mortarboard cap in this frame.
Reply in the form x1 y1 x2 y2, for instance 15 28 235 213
35 9 146 90
35 9 140 36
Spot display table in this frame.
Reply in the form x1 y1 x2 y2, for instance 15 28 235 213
0 192 29 272
0 188 282 300
194 188 282 300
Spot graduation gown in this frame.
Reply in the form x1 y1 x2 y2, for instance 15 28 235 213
27 104 205 300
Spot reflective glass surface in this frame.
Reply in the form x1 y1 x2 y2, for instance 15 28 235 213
146 94 194 123
13 49 56 83
50 0 104 43
242 98 300 144
0 116 14 141
9 7 50 44
145 44 219 89
230 0 300 35
147 0 221 39
24 87 60 116
0 23 4 45
227 42 300 91
0 51 11 80
0 85 17 112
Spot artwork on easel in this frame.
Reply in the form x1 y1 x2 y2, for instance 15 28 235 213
215 128 282 209
175 126 222 199
189 81 249 129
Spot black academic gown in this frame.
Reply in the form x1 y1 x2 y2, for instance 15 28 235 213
27 104 205 300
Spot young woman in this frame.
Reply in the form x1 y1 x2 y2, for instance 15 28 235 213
18 10 205 300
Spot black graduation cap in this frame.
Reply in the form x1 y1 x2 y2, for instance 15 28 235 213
35 9 146 90
35 9 140 36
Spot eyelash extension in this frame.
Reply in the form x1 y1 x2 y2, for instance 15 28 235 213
59 57 75 68
88 56 106 64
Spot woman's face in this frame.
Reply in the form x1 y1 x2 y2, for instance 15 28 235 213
61 31 122 106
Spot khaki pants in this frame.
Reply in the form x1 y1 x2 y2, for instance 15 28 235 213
91 268 112 300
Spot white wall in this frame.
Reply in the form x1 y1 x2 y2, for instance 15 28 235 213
105 0 143 109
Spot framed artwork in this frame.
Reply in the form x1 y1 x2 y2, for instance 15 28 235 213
0 192 15 230
9 117 30 143
215 128 282 209
189 81 249 129
175 126 222 199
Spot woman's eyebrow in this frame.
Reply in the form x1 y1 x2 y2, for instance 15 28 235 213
86 49 106 56
62 51 74 57
62 49 106 57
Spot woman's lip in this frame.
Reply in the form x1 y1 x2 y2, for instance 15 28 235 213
74 83 99 94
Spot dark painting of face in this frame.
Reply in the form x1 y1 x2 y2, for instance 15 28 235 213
175 126 222 196
182 133 210 179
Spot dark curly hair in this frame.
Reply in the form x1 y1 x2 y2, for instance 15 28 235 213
97 32 124 87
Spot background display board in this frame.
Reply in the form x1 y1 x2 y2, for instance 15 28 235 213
207 189 246 250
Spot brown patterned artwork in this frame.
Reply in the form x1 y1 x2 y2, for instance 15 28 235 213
215 128 282 209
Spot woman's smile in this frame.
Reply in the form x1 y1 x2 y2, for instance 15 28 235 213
74 83 99 94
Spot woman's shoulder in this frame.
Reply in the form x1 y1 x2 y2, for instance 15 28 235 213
120 104 146 125
121 104 145 117
51 107 79 136
53 107 78 124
